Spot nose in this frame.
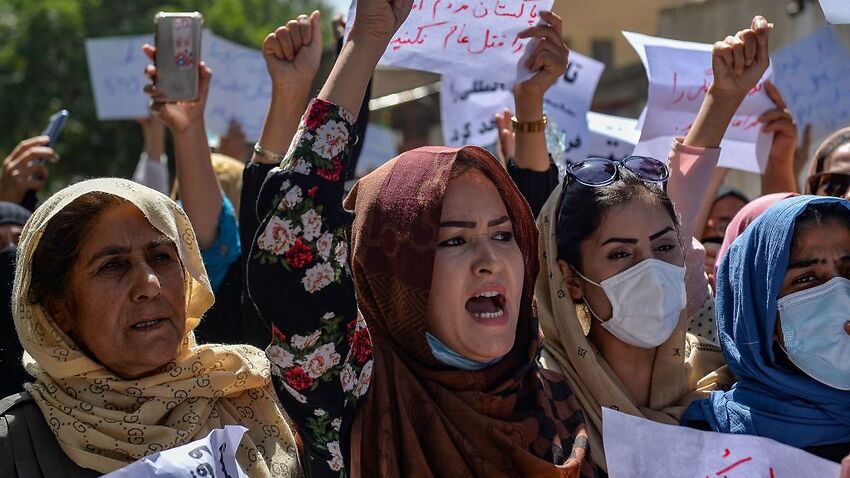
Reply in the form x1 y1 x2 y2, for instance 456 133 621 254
131 263 162 302
470 237 503 276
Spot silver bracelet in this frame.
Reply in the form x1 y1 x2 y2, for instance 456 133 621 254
253 142 287 162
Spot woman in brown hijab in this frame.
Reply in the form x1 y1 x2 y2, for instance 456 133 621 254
244 1 593 477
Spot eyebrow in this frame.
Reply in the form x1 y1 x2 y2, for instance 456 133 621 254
87 236 173 267
601 226 675 246
649 226 675 241
787 258 821 270
439 216 510 228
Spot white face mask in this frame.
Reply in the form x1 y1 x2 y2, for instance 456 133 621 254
574 258 686 348
777 277 850 390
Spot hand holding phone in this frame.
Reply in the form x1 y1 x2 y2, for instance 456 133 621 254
153 12 203 102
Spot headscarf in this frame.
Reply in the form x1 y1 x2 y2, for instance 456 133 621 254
806 127 850 192
344 146 593 478
536 181 726 472
13 178 301 476
714 192 798 274
683 195 850 447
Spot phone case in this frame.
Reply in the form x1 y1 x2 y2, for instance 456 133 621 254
154 12 203 102
41 109 68 148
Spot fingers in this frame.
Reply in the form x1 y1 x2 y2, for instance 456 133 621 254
142 44 156 61
737 29 758 66
529 48 567 77
310 10 323 50
713 41 734 70
264 32 284 60
538 10 562 34
518 24 562 46
763 80 788 109
751 15 773 64
277 24 296 61
198 61 212 96
8 136 50 161
726 35 745 76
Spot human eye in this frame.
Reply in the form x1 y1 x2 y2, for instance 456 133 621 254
492 231 514 242
655 243 678 253
607 250 630 260
438 237 466 248
98 258 127 275
791 273 818 286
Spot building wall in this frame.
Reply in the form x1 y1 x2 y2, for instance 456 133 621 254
553 0 681 68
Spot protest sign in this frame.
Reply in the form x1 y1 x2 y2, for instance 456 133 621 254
347 0 554 82
773 26 850 147
602 408 839 477
625 32 775 174
586 112 639 161
355 123 400 177
441 51 603 164
820 0 850 24
103 426 248 478
202 31 270 142
85 35 153 120
86 31 270 141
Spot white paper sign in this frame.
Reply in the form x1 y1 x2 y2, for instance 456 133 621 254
348 0 554 82
629 36 775 173
85 34 153 120
355 123 400 177
103 426 249 478
203 31 271 142
587 111 639 160
820 0 850 24
602 408 840 478
773 27 850 146
86 32 271 141
440 77 513 147
441 52 603 164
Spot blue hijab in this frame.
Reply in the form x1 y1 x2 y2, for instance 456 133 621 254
682 195 850 448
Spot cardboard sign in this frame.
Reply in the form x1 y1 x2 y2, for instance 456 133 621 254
586 112 640 160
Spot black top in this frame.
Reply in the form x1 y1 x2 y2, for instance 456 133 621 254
0 245 29 399
506 158 559 218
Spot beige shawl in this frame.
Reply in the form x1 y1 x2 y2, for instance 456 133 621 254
535 182 728 472
12 178 301 476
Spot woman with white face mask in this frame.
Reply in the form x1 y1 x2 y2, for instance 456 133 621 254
682 196 850 462
535 16 774 472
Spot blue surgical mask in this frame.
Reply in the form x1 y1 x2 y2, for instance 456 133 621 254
777 277 850 390
425 332 502 371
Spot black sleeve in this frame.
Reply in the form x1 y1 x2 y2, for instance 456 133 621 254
507 157 559 218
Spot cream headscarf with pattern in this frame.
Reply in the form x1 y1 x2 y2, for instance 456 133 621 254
535 182 729 472
12 178 302 477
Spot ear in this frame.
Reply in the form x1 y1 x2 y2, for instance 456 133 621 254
47 300 74 336
557 259 584 301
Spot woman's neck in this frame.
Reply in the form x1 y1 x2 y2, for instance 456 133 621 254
589 325 657 407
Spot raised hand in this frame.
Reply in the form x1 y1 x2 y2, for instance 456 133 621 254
495 109 516 165
142 44 211 135
515 11 570 101
760 81 797 164
710 15 772 100
348 0 414 46
263 11 323 94
0 136 57 203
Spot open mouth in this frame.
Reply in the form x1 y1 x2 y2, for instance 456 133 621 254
130 318 167 331
465 289 507 321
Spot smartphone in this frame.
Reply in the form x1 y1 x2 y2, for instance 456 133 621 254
41 109 68 148
154 12 203 102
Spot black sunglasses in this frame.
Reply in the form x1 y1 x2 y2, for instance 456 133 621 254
557 155 670 216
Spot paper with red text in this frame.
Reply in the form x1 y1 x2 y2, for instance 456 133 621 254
348 0 554 82
602 408 839 477
630 38 775 173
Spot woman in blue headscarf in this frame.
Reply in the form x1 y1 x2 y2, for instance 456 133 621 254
681 195 850 462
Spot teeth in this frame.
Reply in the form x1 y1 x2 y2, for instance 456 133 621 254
477 291 500 298
473 309 505 319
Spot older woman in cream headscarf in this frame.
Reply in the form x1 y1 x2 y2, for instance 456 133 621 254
0 178 301 477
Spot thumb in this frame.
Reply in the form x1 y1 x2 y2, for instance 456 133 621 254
310 10 323 50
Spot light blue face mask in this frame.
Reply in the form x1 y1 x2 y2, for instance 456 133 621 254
425 332 503 371
777 277 850 390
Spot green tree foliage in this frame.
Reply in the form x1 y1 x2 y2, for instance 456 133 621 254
0 0 328 192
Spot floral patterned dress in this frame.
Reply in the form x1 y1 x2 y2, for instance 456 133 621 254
245 99 372 478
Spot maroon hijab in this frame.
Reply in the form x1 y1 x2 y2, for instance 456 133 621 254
344 146 592 477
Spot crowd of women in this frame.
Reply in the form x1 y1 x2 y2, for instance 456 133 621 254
1 0 850 476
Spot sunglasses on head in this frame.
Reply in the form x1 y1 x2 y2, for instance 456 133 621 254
557 155 670 215
808 172 850 199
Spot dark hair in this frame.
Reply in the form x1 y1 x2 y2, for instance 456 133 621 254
555 168 679 271
794 201 850 233
29 192 127 307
